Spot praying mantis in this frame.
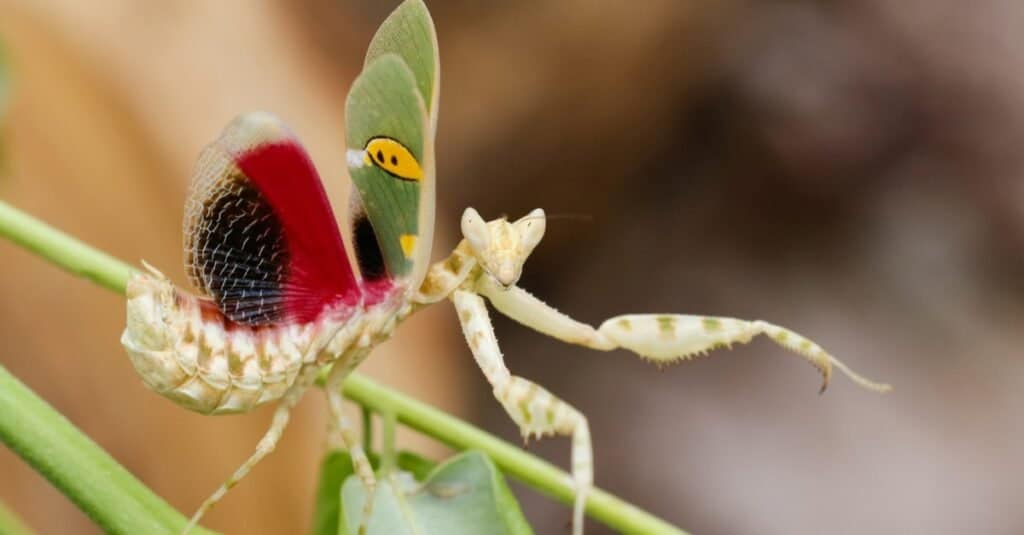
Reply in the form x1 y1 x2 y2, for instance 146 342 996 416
119 1 890 534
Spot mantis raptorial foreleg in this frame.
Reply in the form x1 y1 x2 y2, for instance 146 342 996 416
324 355 377 535
476 276 891 394
182 363 320 535
452 290 591 535
407 206 889 535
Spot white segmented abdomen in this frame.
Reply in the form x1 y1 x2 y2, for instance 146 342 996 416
121 272 356 415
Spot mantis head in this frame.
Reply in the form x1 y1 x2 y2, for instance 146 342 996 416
460 207 546 289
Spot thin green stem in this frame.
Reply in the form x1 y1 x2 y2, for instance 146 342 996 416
380 411 397 475
0 199 686 535
0 201 135 293
0 365 218 535
0 500 38 535
361 405 373 455
340 376 684 535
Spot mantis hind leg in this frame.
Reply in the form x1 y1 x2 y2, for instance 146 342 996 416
325 358 377 535
180 364 319 535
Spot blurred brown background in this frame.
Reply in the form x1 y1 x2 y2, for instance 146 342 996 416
1 1 1022 534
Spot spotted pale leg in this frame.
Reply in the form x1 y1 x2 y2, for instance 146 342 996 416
324 354 378 535
452 290 592 535
475 274 891 394
122 3 447 534
409 207 890 535
181 364 320 534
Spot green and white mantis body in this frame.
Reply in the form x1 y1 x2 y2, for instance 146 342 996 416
119 1 890 534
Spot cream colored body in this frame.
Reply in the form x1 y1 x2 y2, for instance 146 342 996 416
122 208 890 535
121 265 409 534
121 265 404 415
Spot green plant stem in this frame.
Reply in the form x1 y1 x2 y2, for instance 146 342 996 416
0 199 687 535
380 411 397 475
361 405 373 454
0 500 38 535
341 375 684 535
0 365 218 535
0 201 134 293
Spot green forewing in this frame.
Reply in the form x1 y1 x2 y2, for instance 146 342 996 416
346 55 426 279
346 0 438 286
366 0 440 119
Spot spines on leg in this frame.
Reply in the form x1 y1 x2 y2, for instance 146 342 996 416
476 276 890 392
597 314 892 393
477 276 615 349
752 320 892 393
596 315 757 362
495 375 591 535
452 290 590 535
413 243 476 305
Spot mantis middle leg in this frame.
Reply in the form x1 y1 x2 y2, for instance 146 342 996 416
182 363 320 535
324 352 377 535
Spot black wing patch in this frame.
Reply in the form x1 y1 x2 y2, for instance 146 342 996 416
188 174 290 325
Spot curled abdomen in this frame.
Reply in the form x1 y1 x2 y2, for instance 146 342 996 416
121 272 319 414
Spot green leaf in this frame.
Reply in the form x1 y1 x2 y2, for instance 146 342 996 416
339 450 533 535
312 451 354 535
394 450 435 482
311 449 439 535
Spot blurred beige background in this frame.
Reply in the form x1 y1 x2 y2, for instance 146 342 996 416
1 1 1023 534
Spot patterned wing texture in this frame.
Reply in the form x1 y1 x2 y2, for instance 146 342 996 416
347 0 439 290
184 112 359 325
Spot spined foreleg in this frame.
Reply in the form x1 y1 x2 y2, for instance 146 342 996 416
453 290 591 535
477 277 890 393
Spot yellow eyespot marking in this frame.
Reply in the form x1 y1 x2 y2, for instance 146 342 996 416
400 234 417 258
364 137 423 181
